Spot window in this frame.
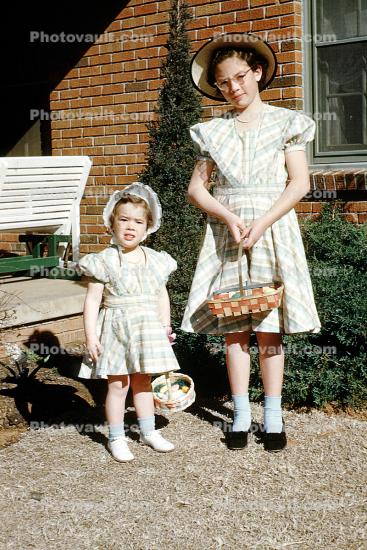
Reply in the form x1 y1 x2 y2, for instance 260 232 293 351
306 0 367 163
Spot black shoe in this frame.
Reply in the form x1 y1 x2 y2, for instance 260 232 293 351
256 421 287 452
225 428 248 450
263 430 287 452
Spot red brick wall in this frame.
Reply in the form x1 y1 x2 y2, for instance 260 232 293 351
296 170 367 223
1 0 365 257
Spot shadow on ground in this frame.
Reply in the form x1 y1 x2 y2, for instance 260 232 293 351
0 329 175 447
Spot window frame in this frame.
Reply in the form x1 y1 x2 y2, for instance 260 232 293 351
304 0 367 165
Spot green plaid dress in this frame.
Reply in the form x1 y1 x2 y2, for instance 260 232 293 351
181 105 321 335
78 245 180 379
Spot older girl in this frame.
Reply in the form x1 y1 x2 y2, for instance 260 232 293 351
181 33 321 452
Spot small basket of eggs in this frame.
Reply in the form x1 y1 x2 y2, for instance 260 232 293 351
152 372 195 413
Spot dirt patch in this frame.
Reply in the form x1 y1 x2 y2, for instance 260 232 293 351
0 426 27 448
320 402 367 420
0 361 103 447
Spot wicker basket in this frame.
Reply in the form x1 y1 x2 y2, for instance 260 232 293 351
152 372 195 413
207 241 284 318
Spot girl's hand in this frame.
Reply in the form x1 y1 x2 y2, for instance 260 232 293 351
242 218 268 249
86 336 103 362
224 213 247 244
165 326 176 346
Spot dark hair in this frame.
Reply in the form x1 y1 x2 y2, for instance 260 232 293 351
208 47 268 91
109 196 153 229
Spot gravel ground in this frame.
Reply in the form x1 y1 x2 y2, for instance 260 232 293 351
0 400 366 550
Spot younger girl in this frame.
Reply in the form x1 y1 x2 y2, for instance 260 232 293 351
182 33 321 452
79 182 180 462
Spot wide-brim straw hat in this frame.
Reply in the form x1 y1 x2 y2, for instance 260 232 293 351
190 32 278 101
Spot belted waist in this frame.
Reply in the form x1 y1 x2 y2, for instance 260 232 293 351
213 185 285 196
103 294 158 309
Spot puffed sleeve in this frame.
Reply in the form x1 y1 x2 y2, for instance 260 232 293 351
159 251 177 285
283 111 316 152
190 123 213 161
78 253 109 284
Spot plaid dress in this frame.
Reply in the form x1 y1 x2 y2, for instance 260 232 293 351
78 245 180 378
181 105 321 335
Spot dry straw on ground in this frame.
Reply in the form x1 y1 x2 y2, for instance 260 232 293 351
0 398 366 550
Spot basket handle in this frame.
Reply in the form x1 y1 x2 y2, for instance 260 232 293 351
165 372 173 402
238 240 251 297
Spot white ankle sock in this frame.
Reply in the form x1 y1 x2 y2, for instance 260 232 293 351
138 416 155 436
108 423 125 441
264 395 283 433
232 394 251 432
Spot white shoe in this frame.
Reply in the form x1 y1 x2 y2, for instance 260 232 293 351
108 437 134 462
139 430 175 452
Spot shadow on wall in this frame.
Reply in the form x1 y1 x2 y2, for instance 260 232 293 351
1 1 128 156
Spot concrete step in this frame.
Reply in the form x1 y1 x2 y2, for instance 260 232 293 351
0 276 87 327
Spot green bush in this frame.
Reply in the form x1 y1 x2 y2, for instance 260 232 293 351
249 203 367 408
174 332 228 398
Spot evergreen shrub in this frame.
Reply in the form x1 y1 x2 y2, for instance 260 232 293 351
250 203 367 408
141 0 204 322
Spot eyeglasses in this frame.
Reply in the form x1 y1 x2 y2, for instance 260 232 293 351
214 68 253 92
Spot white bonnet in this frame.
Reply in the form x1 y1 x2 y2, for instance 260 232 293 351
103 182 162 235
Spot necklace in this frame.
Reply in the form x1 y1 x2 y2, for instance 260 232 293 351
235 107 264 124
